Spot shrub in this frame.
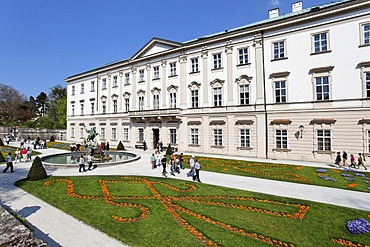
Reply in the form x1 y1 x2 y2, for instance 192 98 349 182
117 141 125 150
0 138 4 146
50 135 55 142
0 152 5 162
166 144 173 156
27 156 48 181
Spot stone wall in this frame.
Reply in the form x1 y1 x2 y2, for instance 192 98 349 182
0 206 46 246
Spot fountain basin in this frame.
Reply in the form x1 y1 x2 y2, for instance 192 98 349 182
41 151 140 168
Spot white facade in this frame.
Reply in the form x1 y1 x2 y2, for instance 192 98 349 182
66 0 370 162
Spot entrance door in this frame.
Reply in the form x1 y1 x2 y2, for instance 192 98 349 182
152 129 159 149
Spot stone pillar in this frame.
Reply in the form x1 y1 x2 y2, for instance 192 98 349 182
119 70 123 111
161 60 167 108
107 72 111 112
131 67 137 110
146 64 151 108
225 40 234 106
256 114 267 158
201 47 209 107
179 54 187 109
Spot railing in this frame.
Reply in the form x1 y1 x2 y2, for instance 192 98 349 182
128 108 182 118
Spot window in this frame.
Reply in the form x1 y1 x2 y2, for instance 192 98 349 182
275 81 287 103
169 92 176 108
312 32 328 53
213 87 222 106
125 98 130 112
91 102 95 114
239 85 249 105
91 81 95 91
113 76 118 87
191 128 199 145
273 41 285 59
170 62 177 76
100 128 106 139
112 128 117 140
315 76 330 101
317 129 331 151
80 83 85 94
191 58 199 73
123 128 129 141
275 129 288 149
80 127 84 138
240 129 250 147
139 128 144 142
71 104 75 116
71 127 75 138
71 86 75 95
102 78 107 89
213 53 222 69
80 103 84 115
125 73 130 85
102 102 106 114
139 69 144 81
113 100 117 113
191 90 199 108
366 72 370 98
153 95 159 109
238 48 248 64
153 66 159 79
361 23 370 45
213 129 222 146
139 96 144 111
170 129 177 144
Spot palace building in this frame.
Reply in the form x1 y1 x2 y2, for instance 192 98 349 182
66 0 370 163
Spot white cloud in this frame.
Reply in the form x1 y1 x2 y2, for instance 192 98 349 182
269 0 281 7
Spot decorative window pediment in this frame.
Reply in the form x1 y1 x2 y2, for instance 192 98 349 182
123 92 131 99
100 96 107 102
269 72 290 78
188 81 201 90
235 75 252 84
210 78 225 88
167 85 178 93
151 87 161 94
137 89 146 96
111 94 118 100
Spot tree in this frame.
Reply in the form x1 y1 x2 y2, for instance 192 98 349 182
57 97 67 129
27 156 48 181
35 116 54 129
0 84 26 124
35 92 48 117
48 85 67 129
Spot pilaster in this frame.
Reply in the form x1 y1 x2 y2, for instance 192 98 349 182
131 67 137 109
225 40 234 106
202 115 209 153
253 32 264 108
146 63 151 108
161 59 167 108
201 46 209 107
179 54 187 109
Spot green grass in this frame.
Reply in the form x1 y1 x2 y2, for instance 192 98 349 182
180 155 370 193
16 176 370 247
47 141 116 151
0 145 41 160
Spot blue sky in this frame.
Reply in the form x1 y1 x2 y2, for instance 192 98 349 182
0 0 339 98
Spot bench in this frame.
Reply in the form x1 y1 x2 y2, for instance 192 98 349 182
135 144 145 149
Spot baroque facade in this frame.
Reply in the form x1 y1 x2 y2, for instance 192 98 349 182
66 0 370 162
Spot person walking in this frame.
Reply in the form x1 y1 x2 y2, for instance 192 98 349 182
335 152 342 167
187 155 195 177
194 159 201 183
14 149 21 163
161 155 167 177
3 152 14 173
79 155 87 172
342 151 348 167
150 153 156 169
27 147 32 161
21 147 28 162
179 153 184 169
143 140 147 151
349 154 356 168
87 152 93 170
358 153 367 170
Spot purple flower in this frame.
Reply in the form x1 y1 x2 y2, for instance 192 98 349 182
354 173 365 177
347 218 370 234
316 169 327 173
341 174 351 177
345 177 356 181
318 175 336 182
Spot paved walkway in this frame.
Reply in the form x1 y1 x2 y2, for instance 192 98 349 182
1 142 369 247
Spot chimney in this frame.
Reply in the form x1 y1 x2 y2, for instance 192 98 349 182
268 8 280 19
292 1 303 12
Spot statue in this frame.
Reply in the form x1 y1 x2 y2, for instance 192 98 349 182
86 127 99 143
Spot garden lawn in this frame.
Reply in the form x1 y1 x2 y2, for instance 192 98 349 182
47 141 116 151
16 176 370 247
181 155 370 193
0 145 41 159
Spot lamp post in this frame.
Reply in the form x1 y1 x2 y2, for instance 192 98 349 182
299 125 304 139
